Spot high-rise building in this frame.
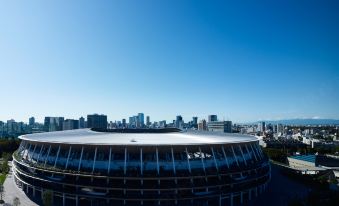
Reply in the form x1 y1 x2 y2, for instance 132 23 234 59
198 119 207 131
63 119 79 130
175 115 183 129
44 117 64 132
208 121 232 133
208 115 218 122
146 116 150 126
277 124 284 134
87 114 107 130
159 120 166 128
258 122 266 134
7 119 16 134
129 117 134 125
138 113 144 127
79 117 85 128
192 117 198 125
192 117 198 129
0 121 4 136
29 117 35 126
122 119 126 128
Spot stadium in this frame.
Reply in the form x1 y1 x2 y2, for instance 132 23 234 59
12 128 270 206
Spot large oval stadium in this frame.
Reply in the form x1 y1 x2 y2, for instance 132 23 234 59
13 128 270 206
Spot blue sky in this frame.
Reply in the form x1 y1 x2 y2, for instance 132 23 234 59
0 0 338 123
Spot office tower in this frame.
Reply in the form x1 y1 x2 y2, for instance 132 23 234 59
277 124 284 134
29 117 35 126
7 119 16 134
44 117 64 132
129 116 134 125
159 120 166 128
192 117 198 125
79 117 85 128
63 119 79 130
198 119 207 131
175 115 183 129
146 116 150 126
224 121 232 133
208 115 218 122
258 122 266 133
207 121 232 133
0 121 5 137
122 119 126 128
87 114 107 130
192 117 198 129
138 113 144 128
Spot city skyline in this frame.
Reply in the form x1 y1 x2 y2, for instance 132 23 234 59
1 1 338 123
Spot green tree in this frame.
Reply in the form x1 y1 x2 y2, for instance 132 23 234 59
1 159 9 174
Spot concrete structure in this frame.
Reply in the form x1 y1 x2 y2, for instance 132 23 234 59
87 114 107 130
198 119 207 131
79 117 85 129
3 162 38 206
29 117 35 126
258 122 265 134
146 116 150 126
287 155 325 175
208 121 232 133
138 113 144 128
44 117 64 132
63 119 79 130
287 155 339 176
208 115 218 122
175 115 183 129
13 128 270 206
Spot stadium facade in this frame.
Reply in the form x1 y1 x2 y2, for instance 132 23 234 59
13 128 270 206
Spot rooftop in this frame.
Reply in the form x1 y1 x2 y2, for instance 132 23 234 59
19 128 258 146
289 155 316 163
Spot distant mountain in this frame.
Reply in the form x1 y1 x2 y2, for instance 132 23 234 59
254 119 339 126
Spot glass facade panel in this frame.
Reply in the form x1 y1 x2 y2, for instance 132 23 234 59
46 145 58 167
233 146 246 167
142 147 157 176
223 146 237 169
109 147 125 176
201 146 217 174
158 147 174 176
38 145 49 165
31 144 42 163
187 146 204 175
66 146 82 170
79 146 95 172
173 147 190 176
213 146 227 171
126 147 141 176
93 146 110 174
55 145 70 169
26 143 36 162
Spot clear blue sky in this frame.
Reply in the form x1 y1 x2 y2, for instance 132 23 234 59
0 0 338 123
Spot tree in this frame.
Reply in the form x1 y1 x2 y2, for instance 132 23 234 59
1 159 9 174
42 190 53 206
13 197 20 206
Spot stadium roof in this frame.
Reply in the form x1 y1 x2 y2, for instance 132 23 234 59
289 155 316 163
19 128 258 146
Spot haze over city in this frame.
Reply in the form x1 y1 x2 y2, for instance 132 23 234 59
1 1 338 123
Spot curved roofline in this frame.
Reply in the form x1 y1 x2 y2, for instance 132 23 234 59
19 128 259 146
91 128 182 133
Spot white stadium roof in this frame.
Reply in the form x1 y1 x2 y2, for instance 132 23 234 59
19 128 258 146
